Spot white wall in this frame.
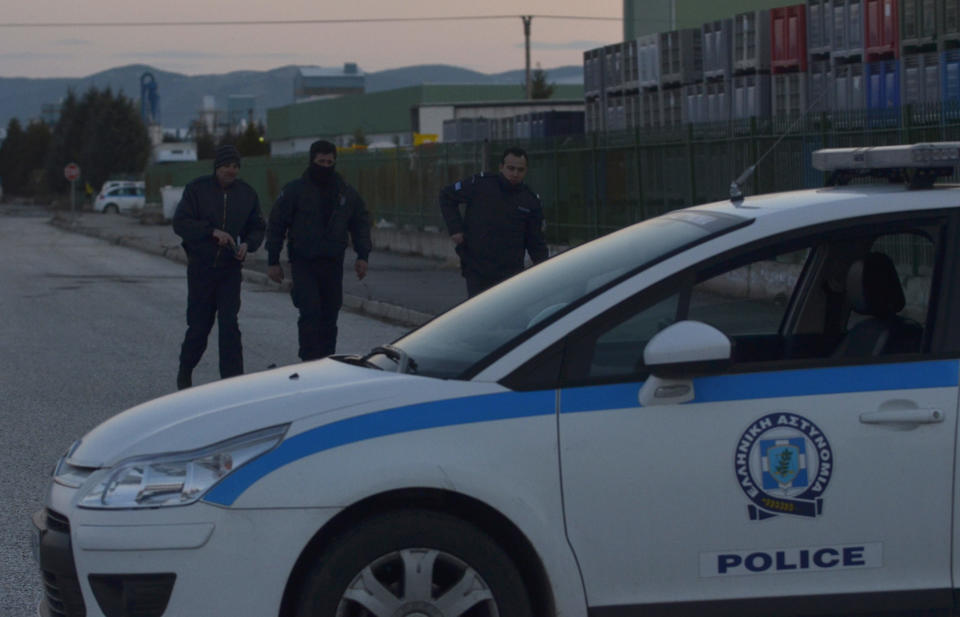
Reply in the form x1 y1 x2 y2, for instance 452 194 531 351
417 106 455 140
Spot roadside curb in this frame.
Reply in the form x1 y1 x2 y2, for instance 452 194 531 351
48 213 433 328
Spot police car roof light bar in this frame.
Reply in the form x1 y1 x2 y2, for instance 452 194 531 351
812 143 960 171
811 143 960 190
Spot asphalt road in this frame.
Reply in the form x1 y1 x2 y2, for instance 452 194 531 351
0 207 410 616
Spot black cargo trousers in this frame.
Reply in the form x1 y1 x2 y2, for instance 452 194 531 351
290 256 344 361
178 263 243 378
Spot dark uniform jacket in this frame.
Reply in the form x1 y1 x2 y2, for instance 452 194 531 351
439 172 548 280
266 171 372 266
173 175 266 269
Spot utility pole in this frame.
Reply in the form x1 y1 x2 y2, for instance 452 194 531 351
522 15 533 100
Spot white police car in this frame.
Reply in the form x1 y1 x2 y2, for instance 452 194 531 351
34 143 960 617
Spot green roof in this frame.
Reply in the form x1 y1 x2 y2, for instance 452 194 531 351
267 84 584 140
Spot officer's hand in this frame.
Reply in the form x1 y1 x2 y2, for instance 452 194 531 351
450 233 464 245
355 259 368 281
267 264 284 283
234 243 248 261
212 229 235 248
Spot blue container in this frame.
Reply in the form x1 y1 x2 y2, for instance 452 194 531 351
943 49 960 120
865 59 900 109
865 59 900 127
943 50 960 103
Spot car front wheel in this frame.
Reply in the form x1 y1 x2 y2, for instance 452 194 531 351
294 509 533 617
103 203 119 214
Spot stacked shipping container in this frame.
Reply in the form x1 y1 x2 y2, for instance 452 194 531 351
585 0 960 133
771 5 809 118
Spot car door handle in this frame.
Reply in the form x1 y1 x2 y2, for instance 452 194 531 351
859 409 944 424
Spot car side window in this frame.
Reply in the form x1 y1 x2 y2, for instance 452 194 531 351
563 246 811 385
688 248 810 338
563 219 944 387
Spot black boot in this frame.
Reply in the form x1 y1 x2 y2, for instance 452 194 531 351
177 366 192 390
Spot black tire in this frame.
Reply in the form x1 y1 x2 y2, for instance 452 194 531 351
103 203 119 214
294 509 533 617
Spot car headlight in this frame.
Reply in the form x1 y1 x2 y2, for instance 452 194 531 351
77 424 288 509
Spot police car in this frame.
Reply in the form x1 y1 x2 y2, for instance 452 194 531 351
34 143 960 617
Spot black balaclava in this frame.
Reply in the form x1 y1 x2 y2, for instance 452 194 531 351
308 140 337 185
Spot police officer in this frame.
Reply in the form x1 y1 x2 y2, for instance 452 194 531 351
439 146 548 297
266 140 372 361
173 144 266 389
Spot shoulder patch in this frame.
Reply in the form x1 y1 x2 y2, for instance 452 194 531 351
454 181 462 191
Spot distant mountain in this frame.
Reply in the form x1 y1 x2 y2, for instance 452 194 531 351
365 64 584 92
0 63 583 131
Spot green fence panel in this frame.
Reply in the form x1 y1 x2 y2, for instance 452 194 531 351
145 102 960 246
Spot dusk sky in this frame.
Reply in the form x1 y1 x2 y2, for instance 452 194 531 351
0 1 622 78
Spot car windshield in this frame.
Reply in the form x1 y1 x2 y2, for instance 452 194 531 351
367 208 750 378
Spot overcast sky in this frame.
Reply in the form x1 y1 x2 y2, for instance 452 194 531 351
0 0 622 78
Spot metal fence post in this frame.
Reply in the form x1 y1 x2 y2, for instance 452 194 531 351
687 123 696 206
591 132 601 239
751 117 760 196
553 138 560 242
634 127 644 222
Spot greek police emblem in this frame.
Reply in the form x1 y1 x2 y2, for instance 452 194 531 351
735 413 833 520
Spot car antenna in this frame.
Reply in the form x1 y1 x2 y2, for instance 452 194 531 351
729 80 831 205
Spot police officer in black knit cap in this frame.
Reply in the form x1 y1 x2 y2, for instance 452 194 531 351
173 144 265 389
266 140 372 361
439 146 548 297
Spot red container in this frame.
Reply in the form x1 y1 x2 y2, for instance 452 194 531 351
771 5 808 73
865 0 900 60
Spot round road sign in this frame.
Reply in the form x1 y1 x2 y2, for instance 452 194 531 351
64 163 80 182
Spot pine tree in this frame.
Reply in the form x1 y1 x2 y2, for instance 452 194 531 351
45 87 150 193
530 63 556 100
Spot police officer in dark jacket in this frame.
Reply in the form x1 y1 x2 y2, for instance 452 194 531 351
266 140 372 361
439 146 548 297
173 144 266 389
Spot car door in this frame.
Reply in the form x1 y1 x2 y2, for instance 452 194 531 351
558 214 959 615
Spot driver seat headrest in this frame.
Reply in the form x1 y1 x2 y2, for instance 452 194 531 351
846 252 905 318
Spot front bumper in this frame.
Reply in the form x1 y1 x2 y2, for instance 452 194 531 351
35 481 339 617
33 508 85 617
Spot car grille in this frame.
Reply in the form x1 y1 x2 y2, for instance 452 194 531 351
39 509 86 617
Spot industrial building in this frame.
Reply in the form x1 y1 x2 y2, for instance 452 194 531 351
267 83 584 155
293 64 365 102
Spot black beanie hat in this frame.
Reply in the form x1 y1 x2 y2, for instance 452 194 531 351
214 144 241 170
309 139 337 162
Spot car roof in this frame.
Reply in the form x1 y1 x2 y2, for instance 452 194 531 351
690 183 960 234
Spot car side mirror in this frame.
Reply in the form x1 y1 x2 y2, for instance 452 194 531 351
644 320 732 377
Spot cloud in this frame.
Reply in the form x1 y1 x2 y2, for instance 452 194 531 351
115 50 310 62
54 38 92 47
520 40 608 50
0 51 66 60
116 50 222 60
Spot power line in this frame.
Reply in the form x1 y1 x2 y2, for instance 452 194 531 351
0 14 620 28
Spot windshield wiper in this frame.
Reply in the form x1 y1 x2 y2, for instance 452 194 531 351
334 354 382 369
365 345 418 374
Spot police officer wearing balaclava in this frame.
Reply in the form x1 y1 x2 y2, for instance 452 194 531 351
173 144 265 389
266 140 372 361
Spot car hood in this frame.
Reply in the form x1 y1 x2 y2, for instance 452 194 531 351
66 359 419 468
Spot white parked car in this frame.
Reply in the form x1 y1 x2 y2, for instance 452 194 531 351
93 181 145 214
34 144 960 617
